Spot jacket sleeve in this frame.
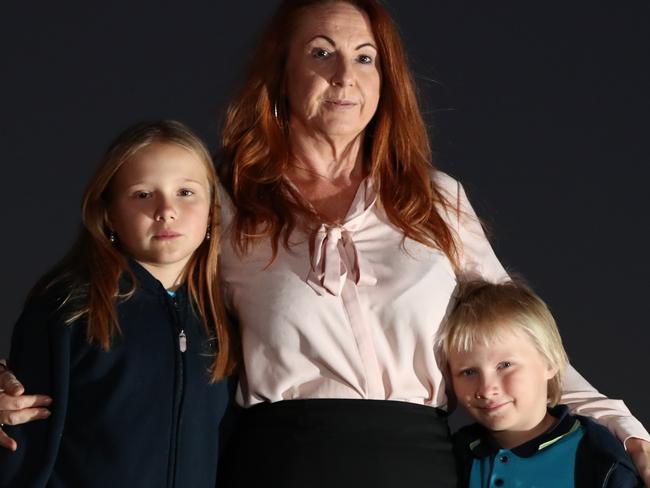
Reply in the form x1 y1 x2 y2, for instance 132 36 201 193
0 293 72 488
435 171 650 444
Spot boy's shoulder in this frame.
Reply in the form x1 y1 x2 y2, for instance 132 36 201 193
573 413 641 487
452 406 641 487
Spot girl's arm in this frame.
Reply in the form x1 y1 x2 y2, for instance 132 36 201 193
0 294 71 486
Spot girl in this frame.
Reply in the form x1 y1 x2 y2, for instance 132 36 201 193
0 120 235 487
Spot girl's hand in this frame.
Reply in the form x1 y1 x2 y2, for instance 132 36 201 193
0 363 52 451
626 437 650 486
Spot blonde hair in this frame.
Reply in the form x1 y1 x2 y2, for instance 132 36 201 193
435 280 569 405
32 120 236 380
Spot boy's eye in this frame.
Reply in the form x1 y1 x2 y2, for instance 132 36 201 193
311 47 332 59
357 54 373 64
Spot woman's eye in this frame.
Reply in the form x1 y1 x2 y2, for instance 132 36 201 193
179 189 194 197
311 47 332 59
357 54 373 64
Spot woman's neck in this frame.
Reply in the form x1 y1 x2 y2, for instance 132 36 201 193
286 128 366 224
288 123 365 183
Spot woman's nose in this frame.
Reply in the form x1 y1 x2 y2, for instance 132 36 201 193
331 57 354 87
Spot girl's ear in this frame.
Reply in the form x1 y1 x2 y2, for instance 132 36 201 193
104 208 114 233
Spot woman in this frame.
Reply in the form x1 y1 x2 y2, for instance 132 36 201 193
2 0 650 486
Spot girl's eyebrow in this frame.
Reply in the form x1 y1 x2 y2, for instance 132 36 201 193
307 35 377 51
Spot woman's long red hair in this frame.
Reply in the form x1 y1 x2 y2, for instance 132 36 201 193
33 120 235 380
220 0 458 266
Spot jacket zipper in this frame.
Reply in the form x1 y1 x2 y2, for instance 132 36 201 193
167 293 186 488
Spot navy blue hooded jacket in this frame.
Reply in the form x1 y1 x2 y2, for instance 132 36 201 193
0 261 232 488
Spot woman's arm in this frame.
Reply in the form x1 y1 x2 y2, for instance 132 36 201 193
0 362 52 451
0 295 70 486
561 365 650 486
442 173 650 482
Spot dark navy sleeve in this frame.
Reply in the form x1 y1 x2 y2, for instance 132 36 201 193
604 465 644 488
0 293 72 488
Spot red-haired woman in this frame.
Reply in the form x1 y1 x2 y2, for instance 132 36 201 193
2 1 649 486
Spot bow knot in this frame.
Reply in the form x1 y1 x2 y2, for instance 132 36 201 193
307 223 377 296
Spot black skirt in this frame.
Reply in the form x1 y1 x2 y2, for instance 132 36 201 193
218 399 457 487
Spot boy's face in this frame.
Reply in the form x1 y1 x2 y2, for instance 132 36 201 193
448 327 558 448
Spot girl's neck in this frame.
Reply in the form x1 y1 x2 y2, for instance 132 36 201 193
137 260 187 290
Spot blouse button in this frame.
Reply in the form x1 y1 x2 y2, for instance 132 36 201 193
495 479 504 487
499 455 509 463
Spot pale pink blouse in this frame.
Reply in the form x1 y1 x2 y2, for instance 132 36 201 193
219 171 649 443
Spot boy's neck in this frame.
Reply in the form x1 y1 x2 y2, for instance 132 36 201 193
490 411 558 450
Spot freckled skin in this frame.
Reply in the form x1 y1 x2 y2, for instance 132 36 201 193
285 2 381 141
448 328 559 449
107 143 211 287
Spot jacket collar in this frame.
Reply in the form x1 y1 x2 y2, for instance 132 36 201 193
468 405 580 458
121 258 188 303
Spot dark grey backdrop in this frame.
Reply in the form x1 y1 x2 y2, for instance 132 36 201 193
2 2 648 428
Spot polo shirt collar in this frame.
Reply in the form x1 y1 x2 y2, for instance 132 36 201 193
469 405 580 458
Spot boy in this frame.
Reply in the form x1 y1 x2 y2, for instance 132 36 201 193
435 280 641 487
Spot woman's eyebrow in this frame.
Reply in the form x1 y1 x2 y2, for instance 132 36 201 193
307 35 377 51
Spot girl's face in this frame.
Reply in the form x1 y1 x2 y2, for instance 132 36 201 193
107 142 212 287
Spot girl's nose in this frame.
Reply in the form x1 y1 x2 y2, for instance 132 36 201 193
154 197 177 222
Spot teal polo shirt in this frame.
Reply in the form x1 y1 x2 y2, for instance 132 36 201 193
467 407 585 488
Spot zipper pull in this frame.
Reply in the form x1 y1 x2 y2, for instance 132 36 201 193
178 329 187 353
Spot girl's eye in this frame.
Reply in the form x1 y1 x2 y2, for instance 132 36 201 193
311 47 332 59
498 361 512 370
357 54 373 64
459 368 476 377
135 191 151 199
179 189 194 197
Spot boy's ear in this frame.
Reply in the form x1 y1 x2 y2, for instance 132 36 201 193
545 362 560 380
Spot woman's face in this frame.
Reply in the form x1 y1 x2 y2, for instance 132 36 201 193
285 2 381 140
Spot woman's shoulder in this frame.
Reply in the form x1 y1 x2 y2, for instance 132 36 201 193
216 177 236 226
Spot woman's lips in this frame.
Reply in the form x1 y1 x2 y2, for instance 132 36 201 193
324 99 357 110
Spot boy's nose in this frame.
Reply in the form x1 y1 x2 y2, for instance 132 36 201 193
475 375 499 399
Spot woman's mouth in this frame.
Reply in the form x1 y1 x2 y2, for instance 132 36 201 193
324 99 357 110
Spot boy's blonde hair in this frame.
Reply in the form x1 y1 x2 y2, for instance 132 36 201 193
435 280 569 406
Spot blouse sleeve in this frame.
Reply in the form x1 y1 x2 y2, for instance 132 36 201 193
437 171 650 444
0 292 72 486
